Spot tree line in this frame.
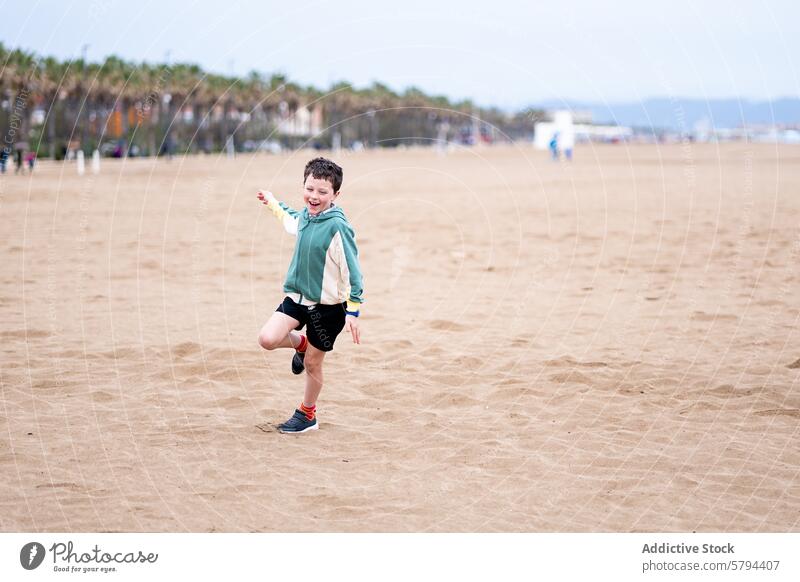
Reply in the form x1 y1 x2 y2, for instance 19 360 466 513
1 44 543 159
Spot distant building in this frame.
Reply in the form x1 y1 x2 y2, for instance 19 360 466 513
534 109 632 149
276 105 323 137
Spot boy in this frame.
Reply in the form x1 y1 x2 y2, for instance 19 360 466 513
256 157 363 433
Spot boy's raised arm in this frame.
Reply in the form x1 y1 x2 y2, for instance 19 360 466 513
257 190 299 235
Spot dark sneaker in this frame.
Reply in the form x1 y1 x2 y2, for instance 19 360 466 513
277 409 318 433
291 351 305 375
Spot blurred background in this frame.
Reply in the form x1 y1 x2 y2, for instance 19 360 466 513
1 0 798 165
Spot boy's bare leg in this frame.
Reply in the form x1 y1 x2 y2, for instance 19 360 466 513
258 311 304 350
302 345 326 407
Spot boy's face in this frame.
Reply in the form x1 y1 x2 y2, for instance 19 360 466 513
303 175 338 215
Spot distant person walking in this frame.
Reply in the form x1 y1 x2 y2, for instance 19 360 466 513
25 151 36 172
549 132 559 161
14 141 28 174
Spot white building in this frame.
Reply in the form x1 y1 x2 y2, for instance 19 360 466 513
534 109 632 149
276 105 323 137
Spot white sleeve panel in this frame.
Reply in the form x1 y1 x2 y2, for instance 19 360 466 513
283 214 299 236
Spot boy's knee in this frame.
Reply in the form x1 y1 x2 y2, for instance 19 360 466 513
257 332 278 350
304 354 324 372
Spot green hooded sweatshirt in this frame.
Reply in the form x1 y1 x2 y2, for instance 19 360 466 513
265 197 364 312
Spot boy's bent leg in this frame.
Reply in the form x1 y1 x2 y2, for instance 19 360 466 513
258 311 303 351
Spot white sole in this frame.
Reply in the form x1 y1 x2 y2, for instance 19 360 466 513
278 423 318 434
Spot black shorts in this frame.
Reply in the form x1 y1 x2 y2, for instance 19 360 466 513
276 296 347 352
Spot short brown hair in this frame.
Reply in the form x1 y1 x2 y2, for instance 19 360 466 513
303 157 343 192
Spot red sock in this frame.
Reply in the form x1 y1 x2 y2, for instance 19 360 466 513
296 335 308 353
300 402 316 420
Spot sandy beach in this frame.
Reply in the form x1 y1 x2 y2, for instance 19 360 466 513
1 143 799 532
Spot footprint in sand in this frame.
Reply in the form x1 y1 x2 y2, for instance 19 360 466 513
545 356 608 368
691 311 738 322
429 319 469 332
172 341 203 358
549 371 594 385
707 384 754 398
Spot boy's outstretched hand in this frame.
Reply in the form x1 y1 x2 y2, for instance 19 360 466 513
256 190 276 207
345 315 361 344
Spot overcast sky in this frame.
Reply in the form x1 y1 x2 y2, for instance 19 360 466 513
2 0 798 109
